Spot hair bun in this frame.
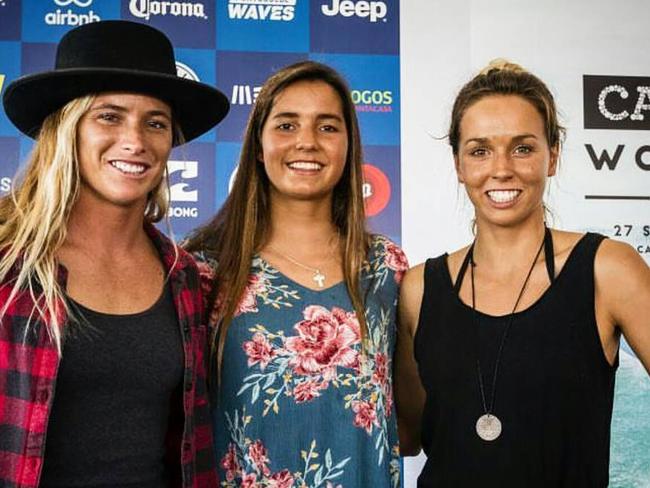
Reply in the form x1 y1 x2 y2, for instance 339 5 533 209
479 58 527 76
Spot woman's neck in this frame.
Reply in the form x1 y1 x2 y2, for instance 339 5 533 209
472 216 547 272
266 197 339 250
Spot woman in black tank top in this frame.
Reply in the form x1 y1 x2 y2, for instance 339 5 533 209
394 60 650 487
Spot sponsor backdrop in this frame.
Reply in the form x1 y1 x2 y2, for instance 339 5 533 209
0 0 401 242
400 1 650 487
1 0 648 486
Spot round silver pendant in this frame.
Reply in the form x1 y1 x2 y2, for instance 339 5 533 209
476 413 502 441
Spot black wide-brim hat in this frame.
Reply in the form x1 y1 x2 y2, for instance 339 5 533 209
2 20 229 145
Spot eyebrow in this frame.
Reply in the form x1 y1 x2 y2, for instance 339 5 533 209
270 111 344 122
89 103 172 119
463 133 539 146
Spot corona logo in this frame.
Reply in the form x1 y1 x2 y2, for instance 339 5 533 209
228 0 296 21
129 0 208 20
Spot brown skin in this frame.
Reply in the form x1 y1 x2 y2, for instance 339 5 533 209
395 94 650 456
58 92 172 313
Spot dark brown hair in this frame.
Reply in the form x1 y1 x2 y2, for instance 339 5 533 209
185 61 370 364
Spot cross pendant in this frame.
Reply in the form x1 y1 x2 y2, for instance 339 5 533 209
313 270 326 288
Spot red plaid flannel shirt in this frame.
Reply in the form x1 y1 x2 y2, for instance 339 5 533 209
0 224 217 488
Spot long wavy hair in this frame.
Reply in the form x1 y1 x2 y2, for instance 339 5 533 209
0 95 172 354
185 61 371 365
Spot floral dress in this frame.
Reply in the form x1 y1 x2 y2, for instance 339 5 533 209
199 235 408 488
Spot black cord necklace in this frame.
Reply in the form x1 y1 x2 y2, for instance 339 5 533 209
468 227 551 441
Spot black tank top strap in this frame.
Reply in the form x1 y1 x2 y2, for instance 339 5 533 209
453 247 473 295
544 226 555 281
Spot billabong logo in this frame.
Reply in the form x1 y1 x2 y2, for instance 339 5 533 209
168 160 200 218
227 0 296 21
45 0 99 25
321 0 387 23
231 84 262 105
352 89 393 113
129 0 208 20
176 62 200 82
584 75 650 130
54 0 92 6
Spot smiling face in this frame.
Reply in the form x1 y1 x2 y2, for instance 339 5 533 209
455 94 558 229
259 80 348 206
76 92 173 213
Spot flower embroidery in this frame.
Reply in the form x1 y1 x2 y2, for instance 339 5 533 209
244 333 276 371
352 400 378 434
285 306 360 380
384 241 408 284
221 409 350 488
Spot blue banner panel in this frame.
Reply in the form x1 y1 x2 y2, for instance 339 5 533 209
21 43 57 78
216 0 309 52
162 141 217 238
0 42 21 137
310 0 398 54
22 0 120 43
364 144 400 244
214 142 242 208
0 0 21 40
215 51 306 142
174 48 218 143
0 136 20 197
121 0 216 48
310 53 400 146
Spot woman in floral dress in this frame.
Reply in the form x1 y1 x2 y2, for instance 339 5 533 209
185 61 408 488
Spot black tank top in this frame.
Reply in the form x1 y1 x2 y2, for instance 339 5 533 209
414 233 616 487
40 283 183 488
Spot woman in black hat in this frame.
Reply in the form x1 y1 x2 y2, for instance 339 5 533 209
0 20 228 488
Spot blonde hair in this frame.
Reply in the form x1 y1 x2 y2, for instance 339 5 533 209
0 94 173 353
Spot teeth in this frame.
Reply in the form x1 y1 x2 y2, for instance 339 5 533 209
111 161 146 174
288 161 322 171
487 190 520 203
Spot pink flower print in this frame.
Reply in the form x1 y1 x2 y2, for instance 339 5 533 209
384 384 394 418
372 352 388 387
352 400 379 434
241 472 259 488
243 332 276 370
326 483 343 488
248 440 271 476
220 444 240 482
235 273 267 316
285 305 361 380
269 470 295 488
384 241 409 283
293 378 327 403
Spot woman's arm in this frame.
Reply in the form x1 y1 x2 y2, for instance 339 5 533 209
595 239 650 374
394 263 427 456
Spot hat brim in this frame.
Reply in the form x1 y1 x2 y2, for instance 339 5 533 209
2 68 229 145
